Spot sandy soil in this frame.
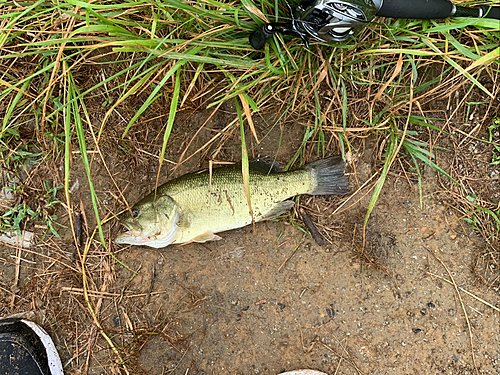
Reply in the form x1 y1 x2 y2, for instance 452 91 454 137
114 165 499 375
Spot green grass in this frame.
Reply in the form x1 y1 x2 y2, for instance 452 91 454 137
0 0 498 244
489 118 500 165
0 180 62 238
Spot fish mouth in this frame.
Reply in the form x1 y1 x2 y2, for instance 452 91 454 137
115 217 179 248
115 221 143 244
115 229 142 244
117 216 145 235
115 231 143 245
115 209 179 248
114 229 176 248
119 219 139 231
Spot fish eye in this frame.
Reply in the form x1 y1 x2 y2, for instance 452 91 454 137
132 209 140 218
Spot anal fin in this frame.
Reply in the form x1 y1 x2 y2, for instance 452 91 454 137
261 200 295 220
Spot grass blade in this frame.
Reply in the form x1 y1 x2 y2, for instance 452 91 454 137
235 97 254 225
67 71 106 247
156 68 181 190
364 133 396 229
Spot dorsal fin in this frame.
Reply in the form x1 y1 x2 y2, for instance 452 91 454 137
188 158 282 175
249 158 282 174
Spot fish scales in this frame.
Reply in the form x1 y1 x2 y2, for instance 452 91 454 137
115 156 348 248
159 166 312 244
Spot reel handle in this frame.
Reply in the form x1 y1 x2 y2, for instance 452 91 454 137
249 24 277 50
377 0 500 20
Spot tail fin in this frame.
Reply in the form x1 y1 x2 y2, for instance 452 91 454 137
304 156 349 196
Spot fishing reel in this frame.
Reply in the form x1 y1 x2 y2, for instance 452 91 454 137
294 0 380 44
249 0 500 49
250 0 379 49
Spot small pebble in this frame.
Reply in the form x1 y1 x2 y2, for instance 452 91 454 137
326 307 335 319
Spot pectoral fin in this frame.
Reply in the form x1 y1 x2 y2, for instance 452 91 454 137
192 231 223 243
177 210 191 228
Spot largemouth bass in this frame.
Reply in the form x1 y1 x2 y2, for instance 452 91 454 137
115 156 349 248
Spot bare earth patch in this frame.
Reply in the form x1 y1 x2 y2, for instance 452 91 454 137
1 109 498 374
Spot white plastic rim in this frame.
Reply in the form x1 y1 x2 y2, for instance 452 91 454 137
21 319 64 375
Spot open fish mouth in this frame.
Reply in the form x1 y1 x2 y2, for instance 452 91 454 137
115 229 176 247
115 213 179 248
119 223 132 233
115 221 144 244
119 218 142 231
116 215 145 235
115 230 143 245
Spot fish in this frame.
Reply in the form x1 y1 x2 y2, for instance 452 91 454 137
115 156 349 248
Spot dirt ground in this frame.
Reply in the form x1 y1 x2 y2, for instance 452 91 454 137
0 97 499 375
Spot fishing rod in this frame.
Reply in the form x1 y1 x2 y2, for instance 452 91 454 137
249 0 500 49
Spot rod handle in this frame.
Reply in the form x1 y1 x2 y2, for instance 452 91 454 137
377 0 454 19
